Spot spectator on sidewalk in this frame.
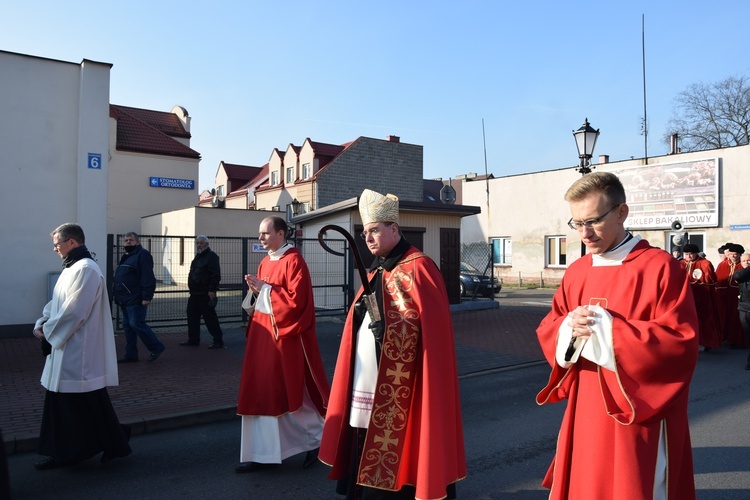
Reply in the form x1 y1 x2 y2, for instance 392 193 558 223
235 216 330 473
681 243 723 351
32 223 131 470
733 252 750 369
114 232 165 363
181 235 224 349
535 172 698 499
319 189 466 500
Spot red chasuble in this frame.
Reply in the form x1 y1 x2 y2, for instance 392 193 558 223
319 246 466 500
715 260 747 346
237 247 330 417
536 240 698 500
681 257 723 348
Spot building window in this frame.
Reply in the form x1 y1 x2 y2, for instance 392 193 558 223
271 170 279 186
546 236 567 267
302 163 311 179
286 167 295 184
491 237 512 265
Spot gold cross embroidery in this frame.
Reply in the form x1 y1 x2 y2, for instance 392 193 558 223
374 430 399 451
386 362 410 385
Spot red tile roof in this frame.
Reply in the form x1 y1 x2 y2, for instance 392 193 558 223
222 163 262 182
110 104 200 159
308 140 345 158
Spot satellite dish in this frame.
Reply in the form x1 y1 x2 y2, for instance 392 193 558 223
440 185 456 205
211 195 225 208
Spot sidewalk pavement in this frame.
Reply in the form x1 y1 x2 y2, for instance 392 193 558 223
1 290 553 455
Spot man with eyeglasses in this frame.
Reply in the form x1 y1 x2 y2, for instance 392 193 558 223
33 223 131 470
319 189 466 500
536 172 699 500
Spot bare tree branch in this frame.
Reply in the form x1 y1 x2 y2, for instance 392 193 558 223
664 75 750 152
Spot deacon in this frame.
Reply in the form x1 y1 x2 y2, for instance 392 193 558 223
319 189 466 500
681 243 723 351
235 216 330 472
536 172 699 499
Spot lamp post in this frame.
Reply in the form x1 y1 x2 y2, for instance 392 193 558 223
288 198 302 246
572 118 600 175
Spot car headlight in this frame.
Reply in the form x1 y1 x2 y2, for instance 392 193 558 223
472 277 480 283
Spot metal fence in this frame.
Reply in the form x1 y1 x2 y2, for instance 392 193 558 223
107 234 350 330
460 241 562 291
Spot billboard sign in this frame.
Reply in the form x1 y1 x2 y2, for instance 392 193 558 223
611 158 719 230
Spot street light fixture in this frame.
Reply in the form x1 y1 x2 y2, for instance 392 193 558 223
572 118 600 175
288 198 302 245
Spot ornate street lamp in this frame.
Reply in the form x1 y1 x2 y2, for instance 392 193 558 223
572 118 600 175
288 198 302 245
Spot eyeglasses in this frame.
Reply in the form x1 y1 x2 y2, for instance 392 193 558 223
360 224 393 240
53 239 70 249
567 205 620 230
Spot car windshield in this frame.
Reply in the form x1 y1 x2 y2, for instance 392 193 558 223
461 262 480 273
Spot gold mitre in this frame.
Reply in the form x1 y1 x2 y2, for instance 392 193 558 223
359 189 399 226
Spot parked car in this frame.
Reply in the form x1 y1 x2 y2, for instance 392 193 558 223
459 262 501 297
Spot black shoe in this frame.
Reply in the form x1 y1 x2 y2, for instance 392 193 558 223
34 457 67 470
302 448 319 469
208 342 224 349
235 462 278 473
147 351 163 362
179 341 199 347
117 357 138 363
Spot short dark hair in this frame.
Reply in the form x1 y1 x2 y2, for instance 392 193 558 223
266 216 288 235
124 232 140 242
52 223 85 244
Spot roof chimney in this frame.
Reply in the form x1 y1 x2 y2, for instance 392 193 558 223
386 135 400 143
598 155 609 164
669 133 679 155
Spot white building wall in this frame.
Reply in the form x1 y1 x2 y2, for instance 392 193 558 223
108 140 199 235
0 51 111 333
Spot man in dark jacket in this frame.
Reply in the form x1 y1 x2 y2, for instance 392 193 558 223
734 252 750 370
181 235 224 348
114 232 165 363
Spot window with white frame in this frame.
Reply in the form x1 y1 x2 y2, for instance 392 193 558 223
491 237 512 265
286 166 295 184
271 170 279 186
302 163 311 179
546 236 567 267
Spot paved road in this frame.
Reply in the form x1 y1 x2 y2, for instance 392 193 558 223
5 346 750 499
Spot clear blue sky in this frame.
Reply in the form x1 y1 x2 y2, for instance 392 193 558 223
3 1 749 192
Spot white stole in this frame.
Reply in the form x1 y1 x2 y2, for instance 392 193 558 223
349 314 378 428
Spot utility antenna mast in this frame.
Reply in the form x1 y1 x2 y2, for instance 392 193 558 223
642 14 649 164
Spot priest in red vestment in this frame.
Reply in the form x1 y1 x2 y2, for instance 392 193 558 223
319 189 466 500
715 243 747 347
536 172 699 500
681 243 723 350
235 216 330 472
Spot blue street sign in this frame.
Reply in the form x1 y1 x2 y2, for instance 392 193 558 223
149 177 195 190
88 153 102 169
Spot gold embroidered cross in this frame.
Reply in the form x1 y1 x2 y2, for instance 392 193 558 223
386 362 410 385
374 430 399 451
